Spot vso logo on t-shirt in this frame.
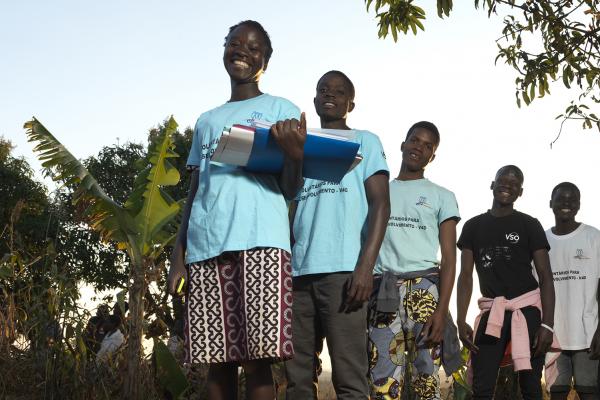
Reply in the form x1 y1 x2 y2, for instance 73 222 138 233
505 232 520 244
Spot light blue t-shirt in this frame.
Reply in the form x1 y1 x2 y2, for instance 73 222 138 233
291 130 389 276
375 178 460 274
185 93 300 263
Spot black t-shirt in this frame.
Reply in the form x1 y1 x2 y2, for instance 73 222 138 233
457 210 550 299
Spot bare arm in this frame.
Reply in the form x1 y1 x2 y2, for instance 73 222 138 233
288 200 298 247
346 173 390 308
422 218 457 345
533 248 555 327
437 219 458 314
279 157 304 201
272 113 306 200
532 248 555 356
167 169 199 295
457 248 478 352
590 278 600 358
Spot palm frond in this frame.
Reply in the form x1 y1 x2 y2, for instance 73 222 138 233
24 118 135 243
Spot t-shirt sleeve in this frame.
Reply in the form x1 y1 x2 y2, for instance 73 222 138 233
438 189 461 225
527 217 551 252
361 133 389 181
186 118 203 167
277 99 301 121
457 218 474 250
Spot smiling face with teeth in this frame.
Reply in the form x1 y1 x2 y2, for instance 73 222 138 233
490 166 524 208
550 185 580 223
314 72 355 127
223 24 269 86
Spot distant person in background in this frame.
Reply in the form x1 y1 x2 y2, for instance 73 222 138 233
545 182 600 400
456 165 555 400
83 315 103 356
83 304 111 356
96 315 124 364
368 121 461 400
112 300 128 320
285 70 390 399
112 300 128 335
97 304 110 321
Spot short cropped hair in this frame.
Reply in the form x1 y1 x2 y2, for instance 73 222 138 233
405 121 440 146
496 165 524 183
225 20 273 63
317 70 355 100
551 181 580 199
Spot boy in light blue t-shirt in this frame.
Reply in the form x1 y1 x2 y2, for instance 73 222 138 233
285 71 390 399
369 122 460 400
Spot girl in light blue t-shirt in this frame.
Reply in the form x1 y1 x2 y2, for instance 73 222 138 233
167 20 305 399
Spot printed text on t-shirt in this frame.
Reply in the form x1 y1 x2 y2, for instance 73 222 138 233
199 137 220 160
388 216 428 230
299 181 348 201
553 269 587 281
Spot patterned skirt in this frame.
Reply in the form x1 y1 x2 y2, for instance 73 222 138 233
184 247 293 364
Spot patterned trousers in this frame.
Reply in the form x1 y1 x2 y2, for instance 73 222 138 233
368 276 441 400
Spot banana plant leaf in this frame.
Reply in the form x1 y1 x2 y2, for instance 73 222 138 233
452 346 472 398
24 117 182 253
153 338 189 399
24 118 136 244
125 117 181 255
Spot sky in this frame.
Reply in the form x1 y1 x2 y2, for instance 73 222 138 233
2 0 600 367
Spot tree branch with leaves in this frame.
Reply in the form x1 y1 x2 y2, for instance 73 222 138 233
364 0 600 136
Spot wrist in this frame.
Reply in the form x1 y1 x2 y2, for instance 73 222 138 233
284 153 303 164
540 323 554 333
434 304 448 315
542 318 554 327
355 258 375 272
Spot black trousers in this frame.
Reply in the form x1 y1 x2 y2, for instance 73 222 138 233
471 306 544 400
285 272 369 400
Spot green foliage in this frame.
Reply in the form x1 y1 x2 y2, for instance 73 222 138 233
0 137 53 258
53 123 192 293
153 338 189 399
148 123 193 203
364 0 600 133
24 114 184 275
25 119 136 245
25 116 184 399
1 195 90 399
452 347 472 400
85 142 146 205
366 0 432 39
125 117 181 258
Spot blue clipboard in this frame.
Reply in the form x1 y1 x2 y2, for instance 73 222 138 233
244 127 360 183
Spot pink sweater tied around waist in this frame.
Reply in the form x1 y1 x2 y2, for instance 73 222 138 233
471 288 560 388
